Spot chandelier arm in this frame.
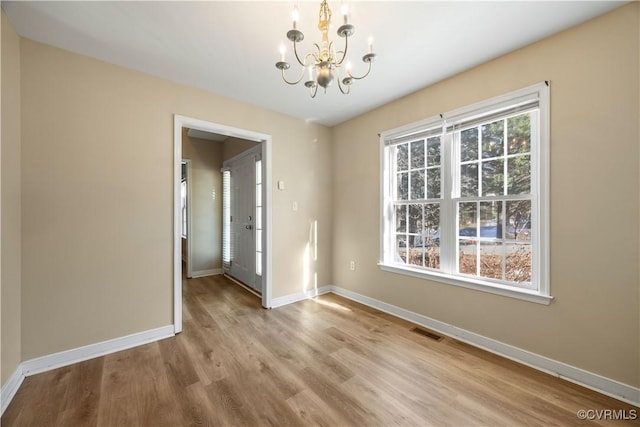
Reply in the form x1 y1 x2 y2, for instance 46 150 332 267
347 60 373 80
337 74 351 95
309 83 319 98
312 43 322 58
281 67 307 85
304 52 318 65
292 40 307 67
336 35 349 65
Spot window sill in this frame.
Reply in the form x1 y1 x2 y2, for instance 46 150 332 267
378 263 553 305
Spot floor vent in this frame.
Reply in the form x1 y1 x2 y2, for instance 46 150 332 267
410 327 443 342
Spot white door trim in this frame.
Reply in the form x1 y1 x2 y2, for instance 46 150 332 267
173 115 272 333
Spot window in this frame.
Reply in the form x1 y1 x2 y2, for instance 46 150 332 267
255 159 263 277
380 83 550 304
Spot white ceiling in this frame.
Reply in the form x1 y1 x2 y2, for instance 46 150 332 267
3 1 625 127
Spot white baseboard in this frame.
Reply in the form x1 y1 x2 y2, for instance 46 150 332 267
21 325 174 377
330 285 640 407
1 325 174 415
1 365 25 416
191 268 223 278
269 286 332 308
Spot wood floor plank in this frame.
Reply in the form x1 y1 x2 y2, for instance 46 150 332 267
286 388 349 427
296 366 376 426
3 274 639 427
55 357 104 427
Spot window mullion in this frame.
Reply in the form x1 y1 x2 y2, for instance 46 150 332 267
385 146 395 265
477 127 483 197
440 131 456 275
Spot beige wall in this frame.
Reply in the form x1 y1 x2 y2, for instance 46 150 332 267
20 38 333 360
1 10 22 386
182 130 224 274
223 137 259 162
332 3 639 388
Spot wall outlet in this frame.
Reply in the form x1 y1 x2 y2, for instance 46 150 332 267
292 201 298 211
350 261 356 271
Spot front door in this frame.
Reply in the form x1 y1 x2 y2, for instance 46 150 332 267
229 153 256 288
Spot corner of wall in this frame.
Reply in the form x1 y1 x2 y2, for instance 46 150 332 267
1 8 23 390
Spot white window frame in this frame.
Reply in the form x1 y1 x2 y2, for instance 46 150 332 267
379 83 551 305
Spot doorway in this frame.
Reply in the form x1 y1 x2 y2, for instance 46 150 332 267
173 115 272 334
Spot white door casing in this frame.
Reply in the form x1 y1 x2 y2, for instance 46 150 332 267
173 115 272 334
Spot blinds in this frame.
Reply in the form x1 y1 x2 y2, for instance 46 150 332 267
383 84 543 146
384 124 444 146
222 170 232 266
445 98 539 133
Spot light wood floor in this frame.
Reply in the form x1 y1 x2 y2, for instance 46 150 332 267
3 274 638 426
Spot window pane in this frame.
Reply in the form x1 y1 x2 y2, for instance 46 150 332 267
408 235 424 267
410 170 425 200
411 140 425 169
507 113 531 155
458 202 477 238
256 207 262 229
256 252 262 276
480 201 503 239
255 160 262 184
397 173 408 200
426 168 441 199
461 128 478 162
481 120 504 159
397 144 408 171
507 155 531 195
458 241 477 275
256 230 262 252
460 163 478 197
505 243 531 283
424 203 440 235
256 183 262 206
395 204 407 232
480 241 503 280
408 204 422 233
426 246 440 270
481 159 504 196
427 136 441 167
506 200 531 241
396 235 407 263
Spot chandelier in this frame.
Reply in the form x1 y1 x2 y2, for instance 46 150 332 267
275 0 376 97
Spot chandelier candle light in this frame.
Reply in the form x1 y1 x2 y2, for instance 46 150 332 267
275 0 376 97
